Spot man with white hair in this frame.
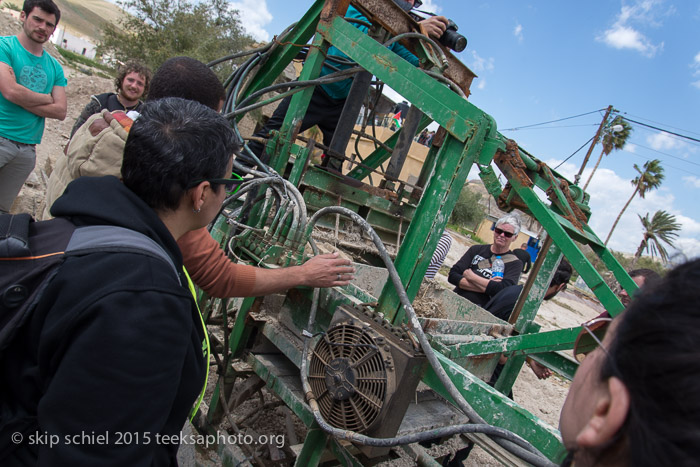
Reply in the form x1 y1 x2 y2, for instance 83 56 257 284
448 213 523 307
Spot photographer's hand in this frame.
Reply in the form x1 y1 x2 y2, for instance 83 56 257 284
419 15 448 40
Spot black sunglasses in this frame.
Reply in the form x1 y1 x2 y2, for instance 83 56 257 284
494 227 515 238
187 173 243 194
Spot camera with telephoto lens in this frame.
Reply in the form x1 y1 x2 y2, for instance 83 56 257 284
437 19 466 52
392 0 467 53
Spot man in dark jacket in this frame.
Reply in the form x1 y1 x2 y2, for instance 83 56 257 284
448 214 523 308
0 98 235 465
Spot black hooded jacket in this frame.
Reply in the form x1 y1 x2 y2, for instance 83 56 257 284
0 176 207 466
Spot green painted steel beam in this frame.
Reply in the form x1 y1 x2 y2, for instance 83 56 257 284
418 317 513 337
288 144 311 186
346 114 433 181
422 351 565 462
295 428 328 467
513 244 563 331
327 438 365 467
248 353 316 427
377 128 485 322
591 244 637 318
478 165 503 200
508 183 624 316
318 16 484 142
228 296 257 356
446 327 581 359
552 211 604 247
238 0 323 105
303 167 416 218
529 352 578 381
269 32 329 174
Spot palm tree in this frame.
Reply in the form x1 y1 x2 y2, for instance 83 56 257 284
604 159 665 246
583 116 633 191
630 210 681 267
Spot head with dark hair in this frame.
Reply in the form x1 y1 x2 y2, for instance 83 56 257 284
121 97 238 212
551 259 573 286
147 57 225 111
619 268 662 307
544 259 572 300
115 59 152 97
560 258 700 466
22 0 60 24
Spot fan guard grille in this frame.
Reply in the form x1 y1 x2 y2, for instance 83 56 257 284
308 323 387 432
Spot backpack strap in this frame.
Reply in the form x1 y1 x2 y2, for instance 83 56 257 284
66 225 180 285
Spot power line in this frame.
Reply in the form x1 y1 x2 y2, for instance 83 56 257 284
615 115 700 145
501 124 598 131
633 143 700 168
553 136 595 170
619 150 700 178
500 108 606 131
618 111 700 138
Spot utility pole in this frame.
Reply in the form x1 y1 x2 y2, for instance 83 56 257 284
575 105 614 185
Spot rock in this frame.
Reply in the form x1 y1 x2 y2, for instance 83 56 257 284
24 172 40 187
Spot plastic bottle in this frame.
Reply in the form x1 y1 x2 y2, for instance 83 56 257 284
492 256 505 279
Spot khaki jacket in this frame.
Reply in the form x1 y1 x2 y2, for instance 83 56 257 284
43 110 130 220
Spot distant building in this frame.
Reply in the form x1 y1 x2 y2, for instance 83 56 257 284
50 26 97 59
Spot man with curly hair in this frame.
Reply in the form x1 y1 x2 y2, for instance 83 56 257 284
69 59 152 137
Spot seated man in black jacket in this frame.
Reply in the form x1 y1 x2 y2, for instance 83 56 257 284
448 214 523 307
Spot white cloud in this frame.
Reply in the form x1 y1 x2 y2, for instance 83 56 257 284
229 0 273 42
467 50 495 74
676 214 700 235
692 51 700 89
543 160 700 260
647 131 683 150
596 0 666 58
514 23 523 43
683 176 700 188
476 79 486 91
672 238 700 259
419 0 442 15
598 26 661 57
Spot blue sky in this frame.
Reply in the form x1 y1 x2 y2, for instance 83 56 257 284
229 0 700 259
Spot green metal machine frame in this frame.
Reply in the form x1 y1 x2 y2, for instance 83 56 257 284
194 1 640 465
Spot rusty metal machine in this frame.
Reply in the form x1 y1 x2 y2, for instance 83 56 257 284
191 0 638 465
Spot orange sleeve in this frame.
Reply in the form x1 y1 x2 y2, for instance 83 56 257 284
178 227 257 298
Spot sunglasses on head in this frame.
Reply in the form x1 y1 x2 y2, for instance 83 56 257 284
494 227 515 238
573 317 612 363
187 172 243 194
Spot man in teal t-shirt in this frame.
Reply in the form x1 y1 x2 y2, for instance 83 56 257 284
0 0 67 213
243 0 448 171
